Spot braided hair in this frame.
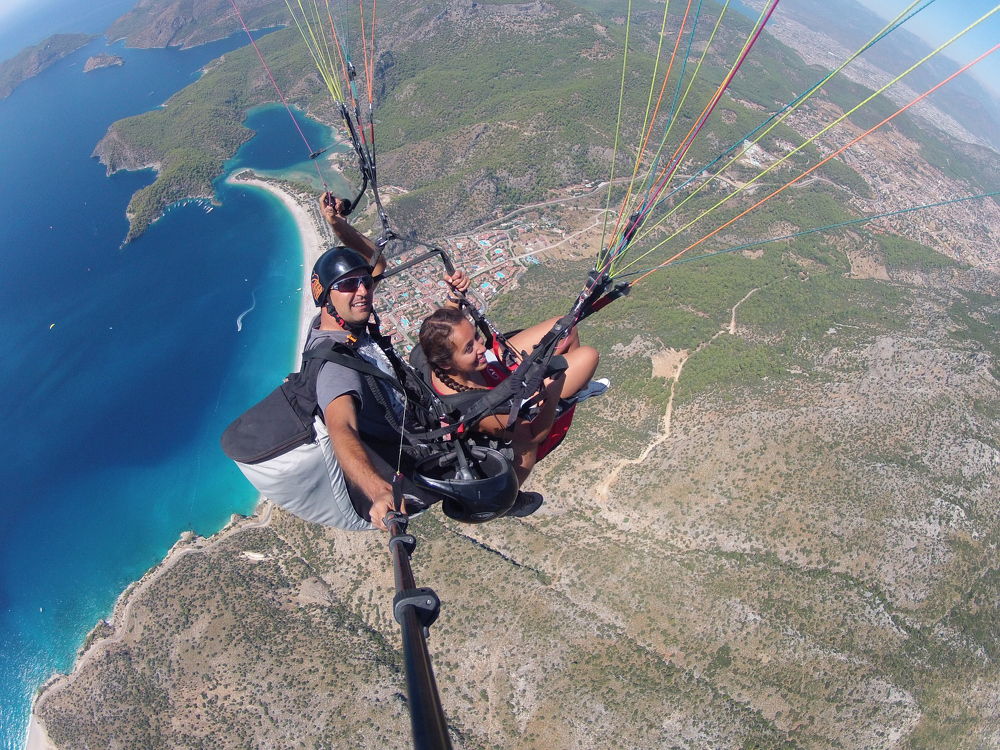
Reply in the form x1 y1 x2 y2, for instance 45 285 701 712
418 308 488 393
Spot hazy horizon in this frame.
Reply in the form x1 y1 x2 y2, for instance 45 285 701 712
856 0 1000 98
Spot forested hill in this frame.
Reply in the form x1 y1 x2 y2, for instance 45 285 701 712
95 0 646 241
0 33 95 100
92 0 998 248
106 0 286 49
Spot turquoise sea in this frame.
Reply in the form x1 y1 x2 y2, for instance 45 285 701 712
0 32 342 748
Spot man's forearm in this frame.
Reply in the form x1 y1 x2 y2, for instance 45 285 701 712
329 422 392 502
328 216 386 275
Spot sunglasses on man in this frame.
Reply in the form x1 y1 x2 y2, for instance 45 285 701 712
330 274 380 293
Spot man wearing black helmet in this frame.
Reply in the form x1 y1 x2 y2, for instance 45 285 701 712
307 193 468 530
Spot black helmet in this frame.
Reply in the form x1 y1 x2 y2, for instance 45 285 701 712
311 246 373 307
413 446 518 523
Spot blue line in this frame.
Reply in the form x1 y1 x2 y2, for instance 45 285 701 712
615 190 999 276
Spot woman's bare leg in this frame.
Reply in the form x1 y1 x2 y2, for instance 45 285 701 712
555 346 599 399
506 318 599 399
506 317 581 356
512 440 538 485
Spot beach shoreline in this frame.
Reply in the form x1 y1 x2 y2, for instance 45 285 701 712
227 171 331 351
25 506 276 749
25 174 327 750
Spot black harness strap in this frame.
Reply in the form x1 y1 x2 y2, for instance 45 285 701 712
304 344 401 388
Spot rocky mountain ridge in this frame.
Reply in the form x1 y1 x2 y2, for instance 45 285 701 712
106 0 286 49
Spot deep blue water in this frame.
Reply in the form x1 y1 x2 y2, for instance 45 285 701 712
0 34 340 748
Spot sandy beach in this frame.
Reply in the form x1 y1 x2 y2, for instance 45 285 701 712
25 175 328 750
228 173 333 351
24 717 55 750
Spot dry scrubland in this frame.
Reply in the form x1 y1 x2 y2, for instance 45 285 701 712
35 240 1000 748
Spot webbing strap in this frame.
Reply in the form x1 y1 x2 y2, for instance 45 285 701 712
303 344 404 390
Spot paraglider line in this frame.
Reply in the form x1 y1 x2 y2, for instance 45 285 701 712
620 14 1000 279
619 191 999 280
227 0 329 190
619 0 937 256
629 41 1000 285
611 0 780 263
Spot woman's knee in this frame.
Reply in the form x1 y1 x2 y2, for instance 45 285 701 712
562 345 599 394
571 345 599 372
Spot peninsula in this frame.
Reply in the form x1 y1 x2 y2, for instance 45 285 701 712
0 33 95 100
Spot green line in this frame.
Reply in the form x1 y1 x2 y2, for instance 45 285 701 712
623 191 1000 273
617 3 999 276
598 0 634 265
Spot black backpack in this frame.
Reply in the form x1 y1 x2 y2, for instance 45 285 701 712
220 341 403 464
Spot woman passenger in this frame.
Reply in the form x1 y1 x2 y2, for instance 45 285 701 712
417 301 600 488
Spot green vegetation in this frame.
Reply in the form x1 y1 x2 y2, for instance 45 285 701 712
948 292 1000 381
675 335 791 403
97 27 333 241
917 135 999 189
745 274 903 345
106 0 287 50
876 234 959 272
819 155 872 198
0 33 94 99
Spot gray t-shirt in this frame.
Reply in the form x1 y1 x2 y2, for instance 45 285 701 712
305 323 403 463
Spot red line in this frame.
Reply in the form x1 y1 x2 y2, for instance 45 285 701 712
226 0 328 188
631 41 1000 285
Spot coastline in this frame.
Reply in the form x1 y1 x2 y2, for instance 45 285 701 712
25 507 275 750
25 174 326 750
224 171 331 352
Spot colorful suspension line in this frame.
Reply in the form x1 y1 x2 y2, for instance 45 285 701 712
281 0 397 255
639 0 780 213
614 0 938 262
616 191 1000 278
599 0 730 268
226 0 329 189
617 7 1000 280
626 40 1000 286
602 0 780 275
598 0 635 256
622 0 721 234
608 0 697 251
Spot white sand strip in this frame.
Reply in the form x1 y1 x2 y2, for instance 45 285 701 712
25 714 56 750
225 173 330 353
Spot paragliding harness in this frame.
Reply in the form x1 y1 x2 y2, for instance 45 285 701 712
320 80 632 488
222 51 630 743
350 251 630 527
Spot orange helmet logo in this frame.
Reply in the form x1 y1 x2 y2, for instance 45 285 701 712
311 273 325 303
